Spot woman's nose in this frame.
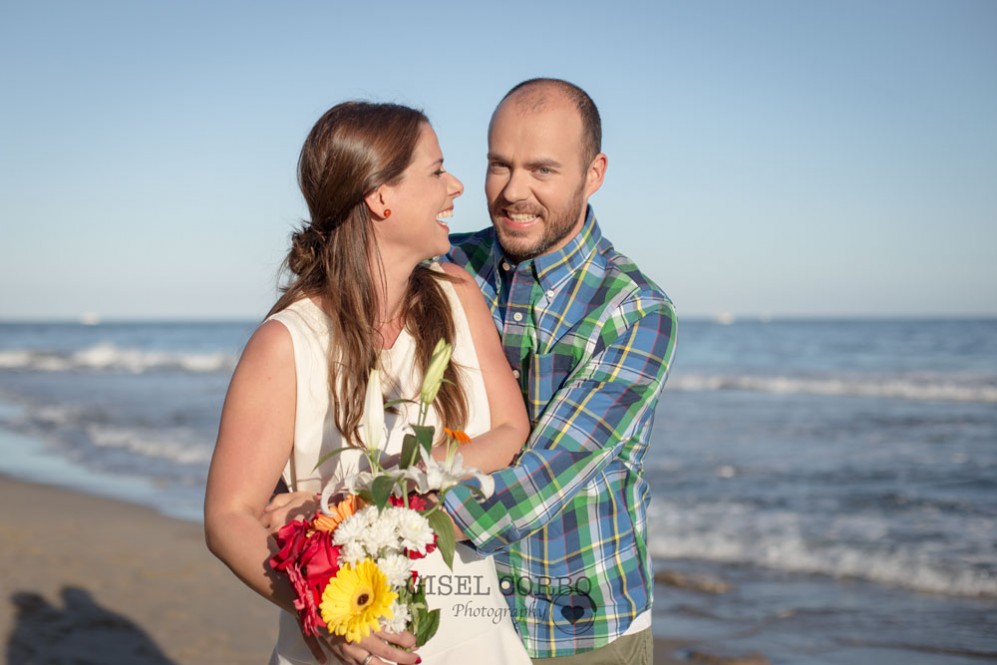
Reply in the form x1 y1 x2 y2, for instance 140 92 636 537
448 172 464 198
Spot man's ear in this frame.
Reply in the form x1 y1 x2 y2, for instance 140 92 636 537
364 186 390 220
584 153 607 199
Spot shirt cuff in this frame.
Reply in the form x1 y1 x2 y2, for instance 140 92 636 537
442 484 504 555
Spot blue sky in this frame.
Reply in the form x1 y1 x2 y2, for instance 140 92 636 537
2 0 995 320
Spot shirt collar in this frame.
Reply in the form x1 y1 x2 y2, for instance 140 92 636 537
487 206 603 292
530 205 602 291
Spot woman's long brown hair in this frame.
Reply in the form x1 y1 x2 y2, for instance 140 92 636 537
267 101 467 447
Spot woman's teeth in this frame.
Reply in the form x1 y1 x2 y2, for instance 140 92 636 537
436 209 453 225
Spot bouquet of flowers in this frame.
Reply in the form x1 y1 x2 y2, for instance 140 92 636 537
269 340 493 647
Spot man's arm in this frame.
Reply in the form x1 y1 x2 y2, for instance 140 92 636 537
443 296 677 553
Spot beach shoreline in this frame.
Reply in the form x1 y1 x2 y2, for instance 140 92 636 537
0 474 692 665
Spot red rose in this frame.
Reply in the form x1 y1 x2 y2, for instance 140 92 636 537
269 519 343 637
270 519 309 571
389 492 431 512
300 530 342 601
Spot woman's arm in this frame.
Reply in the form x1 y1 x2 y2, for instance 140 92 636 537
436 262 529 471
204 320 299 611
206 320 420 665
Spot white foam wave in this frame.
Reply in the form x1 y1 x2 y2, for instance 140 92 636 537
671 373 997 403
86 424 214 465
647 502 997 598
0 343 236 374
10 404 214 468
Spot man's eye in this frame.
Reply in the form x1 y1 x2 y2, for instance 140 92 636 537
536 166 552 176
488 163 509 174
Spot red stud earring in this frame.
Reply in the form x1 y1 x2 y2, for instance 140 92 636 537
383 209 392 218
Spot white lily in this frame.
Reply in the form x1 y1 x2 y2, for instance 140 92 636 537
416 445 494 499
362 368 386 451
319 447 369 515
420 340 453 409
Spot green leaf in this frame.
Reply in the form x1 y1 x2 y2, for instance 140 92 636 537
312 446 353 472
426 509 456 570
400 434 420 470
371 475 395 511
414 608 440 647
411 425 435 453
409 579 427 604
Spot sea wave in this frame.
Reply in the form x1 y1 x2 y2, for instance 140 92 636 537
6 403 215 470
0 343 236 374
647 502 997 598
670 373 997 403
86 423 215 465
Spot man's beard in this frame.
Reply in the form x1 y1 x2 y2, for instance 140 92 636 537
490 182 587 264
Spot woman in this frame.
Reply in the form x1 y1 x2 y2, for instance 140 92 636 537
204 102 531 665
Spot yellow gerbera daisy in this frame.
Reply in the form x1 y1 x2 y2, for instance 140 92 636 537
320 559 397 643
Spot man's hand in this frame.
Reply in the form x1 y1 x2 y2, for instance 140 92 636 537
261 491 320 532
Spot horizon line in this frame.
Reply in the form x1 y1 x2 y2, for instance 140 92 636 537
2 313 996 325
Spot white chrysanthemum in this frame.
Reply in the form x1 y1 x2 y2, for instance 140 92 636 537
394 508 435 554
331 510 366 547
377 553 414 588
381 506 412 538
340 540 367 566
380 599 412 634
363 513 402 555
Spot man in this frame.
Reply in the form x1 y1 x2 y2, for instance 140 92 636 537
442 78 677 663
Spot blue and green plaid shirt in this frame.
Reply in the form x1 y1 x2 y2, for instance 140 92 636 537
443 207 677 657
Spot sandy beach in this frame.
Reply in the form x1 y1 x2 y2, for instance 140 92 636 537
0 475 696 665
0 475 276 664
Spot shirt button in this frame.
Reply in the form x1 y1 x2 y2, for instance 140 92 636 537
512 312 523 322
546 289 555 299
501 261 511 271
512 369 520 379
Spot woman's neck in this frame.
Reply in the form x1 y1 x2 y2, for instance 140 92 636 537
372 251 417 349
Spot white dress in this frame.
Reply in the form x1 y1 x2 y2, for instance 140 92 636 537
266 275 531 665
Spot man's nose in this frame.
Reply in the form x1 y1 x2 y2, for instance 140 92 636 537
501 168 530 203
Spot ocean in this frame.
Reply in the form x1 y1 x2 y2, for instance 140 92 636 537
0 318 994 664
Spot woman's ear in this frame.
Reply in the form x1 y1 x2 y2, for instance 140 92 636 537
364 186 391 221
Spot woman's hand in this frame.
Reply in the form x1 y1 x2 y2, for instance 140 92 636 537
261 491 320 532
320 630 420 665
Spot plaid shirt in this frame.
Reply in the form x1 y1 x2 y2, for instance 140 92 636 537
443 207 677 657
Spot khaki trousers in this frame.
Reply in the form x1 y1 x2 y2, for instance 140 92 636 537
530 629 652 665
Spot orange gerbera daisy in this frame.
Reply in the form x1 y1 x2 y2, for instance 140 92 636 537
313 494 363 533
